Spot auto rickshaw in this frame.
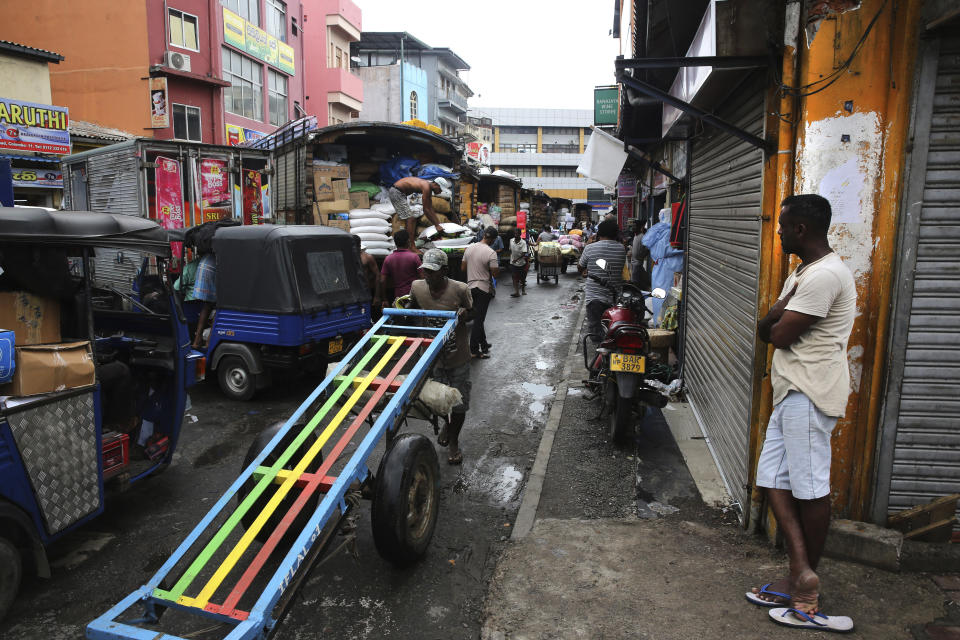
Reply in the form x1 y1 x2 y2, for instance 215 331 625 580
0 208 203 621
176 225 372 401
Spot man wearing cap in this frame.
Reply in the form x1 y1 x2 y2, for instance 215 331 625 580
409 249 474 465
390 176 447 249
461 226 500 358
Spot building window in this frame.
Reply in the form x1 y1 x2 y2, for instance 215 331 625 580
221 0 259 26
410 91 418 119
172 104 202 141
169 9 199 51
542 166 578 177
500 166 537 178
268 69 288 126
499 143 537 153
222 46 263 121
266 0 286 42
335 47 343 69
543 127 580 136
501 126 538 135
542 143 580 154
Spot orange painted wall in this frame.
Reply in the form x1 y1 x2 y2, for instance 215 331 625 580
2 0 152 136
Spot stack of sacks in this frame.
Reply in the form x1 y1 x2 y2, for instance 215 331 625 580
418 222 473 249
350 208 394 257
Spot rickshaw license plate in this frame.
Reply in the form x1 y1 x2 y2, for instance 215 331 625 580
610 353 645 373
328 337 343 355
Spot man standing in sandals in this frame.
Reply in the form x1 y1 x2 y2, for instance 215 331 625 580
748 194 856 633
389 176 446 249
409 249 474 465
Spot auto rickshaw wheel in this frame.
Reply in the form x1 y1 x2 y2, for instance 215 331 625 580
371 434 439 566
238 421 323 546
0 536 21 623
218 356 256 401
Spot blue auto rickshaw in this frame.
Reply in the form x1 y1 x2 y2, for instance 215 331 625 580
177 224 372 401
0 208 203 621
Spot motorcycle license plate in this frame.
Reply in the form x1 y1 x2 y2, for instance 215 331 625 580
327 337 344 355
610 353 645 373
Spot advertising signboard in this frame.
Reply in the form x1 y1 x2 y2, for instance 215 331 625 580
155 156 185 229
0 98 70 154
618 197 633 229
594 86 619 126
225 123 266 146
243 170 263 225
200 158 231 221
149 77 169 128
11 165 63 188
223 8 294 75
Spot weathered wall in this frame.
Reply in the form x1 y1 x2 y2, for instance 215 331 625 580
0 55 53 104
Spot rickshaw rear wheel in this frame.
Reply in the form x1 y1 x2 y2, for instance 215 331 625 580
218 356 257 401
371 434 439 566
238 421 323 546
0 536 21 623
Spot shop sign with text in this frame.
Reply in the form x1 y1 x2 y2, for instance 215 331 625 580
223 7 295 76
594 86 619 126
0 98 70 154
12 165 63 188
155 156 184 229
225 123 266 146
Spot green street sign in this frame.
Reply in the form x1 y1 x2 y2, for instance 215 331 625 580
594 86 619 126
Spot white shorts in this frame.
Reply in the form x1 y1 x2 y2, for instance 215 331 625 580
755 391 838 500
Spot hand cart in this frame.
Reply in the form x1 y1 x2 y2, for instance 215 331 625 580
86 308 457 640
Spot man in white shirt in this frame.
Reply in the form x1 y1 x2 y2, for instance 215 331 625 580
462 227 500 358
749 195 857 628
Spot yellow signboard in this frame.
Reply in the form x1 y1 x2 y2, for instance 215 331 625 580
222 7 293 75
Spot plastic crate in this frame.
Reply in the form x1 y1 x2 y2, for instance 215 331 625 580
102 432 129 480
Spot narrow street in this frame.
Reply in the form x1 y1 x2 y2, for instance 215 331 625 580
0 270 587 640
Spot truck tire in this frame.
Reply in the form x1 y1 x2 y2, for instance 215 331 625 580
218 356 257 401
237 421 323 546
0 536 21 623
371 434 439 566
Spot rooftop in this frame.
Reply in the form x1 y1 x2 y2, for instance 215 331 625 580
69 120 137 143
0 40 63 64
355 33 470 71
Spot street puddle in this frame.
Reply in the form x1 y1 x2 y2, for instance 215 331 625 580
534 360 550 370
466 456 526 506
522 382 555 415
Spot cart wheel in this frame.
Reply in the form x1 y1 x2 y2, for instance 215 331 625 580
371 434 439 566
0 536 21 623
237 421 323 545
218 356 257 401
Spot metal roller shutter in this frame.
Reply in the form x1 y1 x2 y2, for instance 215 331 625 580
684 83 765 514
883 33 960 522
85 145 143 290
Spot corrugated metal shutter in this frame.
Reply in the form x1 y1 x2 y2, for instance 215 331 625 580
886 33 960 520
85 145 143 290
274 144 306 214
684 82 765 514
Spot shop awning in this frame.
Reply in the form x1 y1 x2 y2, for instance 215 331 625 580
0 154 60 164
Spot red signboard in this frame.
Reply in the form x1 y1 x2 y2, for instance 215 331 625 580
155 156 185 230
618 197 633 229
242 169 263 225
200 159 231 221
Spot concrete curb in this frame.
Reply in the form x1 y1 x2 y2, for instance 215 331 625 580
511 292 587 540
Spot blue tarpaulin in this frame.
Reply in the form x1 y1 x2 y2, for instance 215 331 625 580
642 219 683 325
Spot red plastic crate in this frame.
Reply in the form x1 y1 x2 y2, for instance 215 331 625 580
102 432 129 480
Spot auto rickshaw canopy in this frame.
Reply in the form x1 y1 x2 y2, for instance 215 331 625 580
0 207 171 255
212 224 371 315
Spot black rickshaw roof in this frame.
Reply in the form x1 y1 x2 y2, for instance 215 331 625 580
0 207 171 254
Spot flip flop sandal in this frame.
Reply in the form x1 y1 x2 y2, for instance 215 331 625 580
769 608 853 633
448 451 463 465
745 583 791 608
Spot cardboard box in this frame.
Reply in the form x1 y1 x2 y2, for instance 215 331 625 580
309 164 350 180
313 199 351 216
312 174 334 202
349 191 370 210
325 218 351 232
0 291 61 346
4 341 95 397
331 179 349 201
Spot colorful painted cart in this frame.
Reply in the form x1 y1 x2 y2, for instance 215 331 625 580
86 308 458 640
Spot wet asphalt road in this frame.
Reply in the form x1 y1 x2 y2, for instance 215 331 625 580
0 269 585 640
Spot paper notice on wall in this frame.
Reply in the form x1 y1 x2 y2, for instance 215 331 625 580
817 157 863 224
155 156 184 229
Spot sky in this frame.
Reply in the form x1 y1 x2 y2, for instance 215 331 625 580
353 0 621 112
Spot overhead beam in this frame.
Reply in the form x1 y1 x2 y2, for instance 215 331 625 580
615 56 769 70
626 145 681 184
618 74 774 154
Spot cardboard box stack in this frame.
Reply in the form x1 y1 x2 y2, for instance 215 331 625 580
309 164 351 231
0 291 95 397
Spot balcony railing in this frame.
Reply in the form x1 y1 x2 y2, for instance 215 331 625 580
437 87 468 113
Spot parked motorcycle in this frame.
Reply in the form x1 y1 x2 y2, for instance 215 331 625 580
582 259 668 443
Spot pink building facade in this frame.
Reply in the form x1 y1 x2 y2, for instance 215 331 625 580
302 0 363 126
146 0 307 146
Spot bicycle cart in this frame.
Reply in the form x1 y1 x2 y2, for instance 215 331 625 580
86 308 457 640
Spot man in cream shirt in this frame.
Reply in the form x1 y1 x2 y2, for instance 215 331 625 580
748 194 857 631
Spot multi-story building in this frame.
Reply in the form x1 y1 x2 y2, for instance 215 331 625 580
352 32 472 137
476 107 605 202
303 0 362 126
3 0 359 146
